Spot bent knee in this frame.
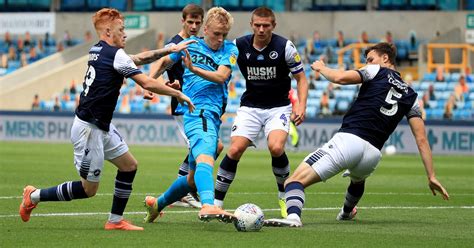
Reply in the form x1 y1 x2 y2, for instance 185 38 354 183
227 145 246 159
269 145 285 157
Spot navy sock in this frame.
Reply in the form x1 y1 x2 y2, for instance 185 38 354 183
177 154 190 177
272 152 290 193
39 181 88 201
111 170 136 216
343 180 365 213
157 175 192 212
285 181 305 217
215 155 238 201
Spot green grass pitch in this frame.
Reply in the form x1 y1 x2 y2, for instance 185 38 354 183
0 141 473 247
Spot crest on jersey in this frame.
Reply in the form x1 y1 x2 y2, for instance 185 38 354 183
279 114 288 126
246 53 250 59
257 54 264 60
230 54 237 65
269 51 278 59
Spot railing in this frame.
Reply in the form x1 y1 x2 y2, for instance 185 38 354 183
337 43 375 69
427 43 474 73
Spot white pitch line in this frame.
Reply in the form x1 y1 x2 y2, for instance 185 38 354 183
1 206 473 219
1 192 473 200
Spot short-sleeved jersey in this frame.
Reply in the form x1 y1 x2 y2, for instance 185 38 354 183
236 34 304 109
169 36 239 116
76 40 142 131
165 34 185 116
339 65 421 150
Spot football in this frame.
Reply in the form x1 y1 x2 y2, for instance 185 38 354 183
233 203 265 232
385 145 397 155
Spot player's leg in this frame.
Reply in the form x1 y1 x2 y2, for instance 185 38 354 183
19 117 99 223
337 138 381 221
265 105 292 217
105 124 143 230
265 132 362 227
215 106 261 208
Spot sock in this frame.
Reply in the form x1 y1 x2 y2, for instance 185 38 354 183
157 176 192 212
285 181 305 218
194 162 214 206
272 152 290 197
109 170 136 222
215 155 238 201
343 180 365 213
38 181 88 202
177 154 190 178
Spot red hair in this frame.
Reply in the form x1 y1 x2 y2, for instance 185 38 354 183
92 8 124 31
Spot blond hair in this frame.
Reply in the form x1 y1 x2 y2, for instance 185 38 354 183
204 7 233 30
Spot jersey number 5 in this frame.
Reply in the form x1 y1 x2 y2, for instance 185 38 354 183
380 87 401 116
83 65 96 96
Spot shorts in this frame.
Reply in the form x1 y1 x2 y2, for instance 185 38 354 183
70 116 129 182
184 110 220 170
304 132 382 182
231 105 292 143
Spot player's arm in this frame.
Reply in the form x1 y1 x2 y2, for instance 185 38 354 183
293 71 308 125
143 58 173 100
131 73 194 113
182 50 231 84
407 108 449 200
130 40 196 66
311 60 361 85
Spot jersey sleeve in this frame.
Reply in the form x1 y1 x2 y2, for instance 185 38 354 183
357 64 380 83
168 49 183 63
219 42 239 69
406 98 423 120
113 49 142 78
285 40 304 74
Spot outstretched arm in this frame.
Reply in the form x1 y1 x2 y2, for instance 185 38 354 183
408 117 449 200
130 40 196 66
131 73 195 113
311 60 361 85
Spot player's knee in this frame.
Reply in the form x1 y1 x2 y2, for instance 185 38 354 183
268 144 285 157
227 144 246 159
82 183 98 197
125 158 138 171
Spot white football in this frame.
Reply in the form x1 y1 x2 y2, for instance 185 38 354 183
233 203 265 232
385 145 397 155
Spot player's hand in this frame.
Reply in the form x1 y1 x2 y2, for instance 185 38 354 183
166 79 181 89
293 105 306 126
428 177 449 200
311 60 326 72
169 40 196 53
176 92 195 113
182 50 194 72
143 90 154 100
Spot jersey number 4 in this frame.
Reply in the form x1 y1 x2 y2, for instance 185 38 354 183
380 87 401 116
83 65 96 96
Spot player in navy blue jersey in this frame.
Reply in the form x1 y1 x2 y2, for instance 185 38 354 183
213 7 309 218
265 42 449 228
19 8 195 231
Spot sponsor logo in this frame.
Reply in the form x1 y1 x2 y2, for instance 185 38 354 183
257 54 264 60
246 66 277 80
269 51 278 59
232 125 237 132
